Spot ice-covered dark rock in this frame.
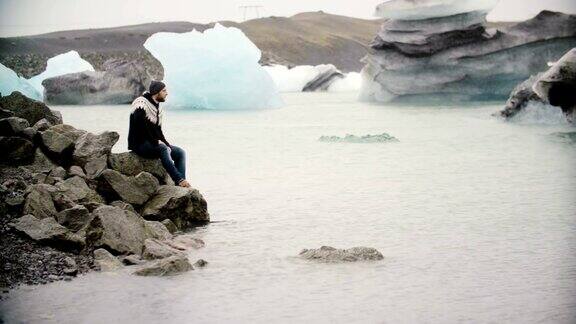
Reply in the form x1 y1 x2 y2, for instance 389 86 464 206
361 6 576 103
43 59 152 105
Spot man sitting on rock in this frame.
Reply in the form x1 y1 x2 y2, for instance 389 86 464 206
128 81 190 188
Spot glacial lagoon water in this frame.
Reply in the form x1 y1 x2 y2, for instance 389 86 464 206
1 92 576 323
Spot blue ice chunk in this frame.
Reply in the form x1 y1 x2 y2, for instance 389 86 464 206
144 24 283 110
0 63 42 100
28 50 94 98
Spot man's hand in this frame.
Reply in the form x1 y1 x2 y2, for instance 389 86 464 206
178 179 191 188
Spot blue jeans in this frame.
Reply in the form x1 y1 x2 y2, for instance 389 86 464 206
132 142 186 184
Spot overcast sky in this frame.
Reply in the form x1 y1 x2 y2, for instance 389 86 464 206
1 0 575 37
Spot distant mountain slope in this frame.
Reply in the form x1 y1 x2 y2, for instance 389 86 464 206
0 11 383 78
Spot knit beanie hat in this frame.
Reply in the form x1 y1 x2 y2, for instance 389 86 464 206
149 81 166 95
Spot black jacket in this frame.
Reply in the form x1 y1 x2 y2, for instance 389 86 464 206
128 93 170 150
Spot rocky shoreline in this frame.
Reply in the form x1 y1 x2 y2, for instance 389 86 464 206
0 92 210 294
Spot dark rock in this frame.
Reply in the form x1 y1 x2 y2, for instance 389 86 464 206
133 255 193 276
10 215 84 251
161 219 178 234
20 127 37 140
98 169 159 205
144 221 172 240
0 108 14 119
68 165 86 178
169 234 205 250
141 238 184 260
193 259 208 268
93 248 123 271
299 246 384 263
37 124 86 165
120 254 144 266
0 91 62 125
48 166 67 179
84 154 107 179
0 117 30 136
32 119 52 132
54 176 104 206
0 136 35 165
23 184 57 219
85 205 147 255
29 149 58 173
108 152 173 185
142 185 209 231
72 131 119 167
43 59 152 105
56 205 93 232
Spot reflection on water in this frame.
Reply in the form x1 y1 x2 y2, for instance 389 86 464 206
1 93 575 323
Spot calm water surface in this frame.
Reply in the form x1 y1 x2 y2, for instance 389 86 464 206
1 92 575 323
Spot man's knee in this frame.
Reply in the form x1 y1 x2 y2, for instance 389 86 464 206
171 145 185 158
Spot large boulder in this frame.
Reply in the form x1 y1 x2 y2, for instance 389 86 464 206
85 205 147 255
72 131 119 166
28 149 58 173
142 185 209 231
108 151 173 185
98 170 159 205
144 221 172 240
56 205 93 232
43 59 152 105
23 184 58 219
37 124 86 165
299 246 384 263
133 255 193 276
54 176 105 206
0 117 30 136
10 214 84 251
0 136 35 165
84 154 107 179
0 91 62 125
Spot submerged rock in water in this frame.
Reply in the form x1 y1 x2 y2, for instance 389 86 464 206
361 4 576 103
133 255 193 276
42 59 151 105
319 133 398 143
299 246 384 263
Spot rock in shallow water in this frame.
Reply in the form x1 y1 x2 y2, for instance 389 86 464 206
93 248 123 272
133 255 193 276
299 246 384 263
142 185 209 231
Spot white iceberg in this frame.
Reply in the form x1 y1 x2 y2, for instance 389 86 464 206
375 0 499 20
144 24 283 110
0 63 42 100
328 72 362 92
28 50 94 98
263 64 360 92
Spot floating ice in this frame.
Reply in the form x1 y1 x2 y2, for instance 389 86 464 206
0 63 41 100
144 24 283 110
319 133 398 143
375 0 499 20
328 72 362 92
28 50 94 98
263 65 360 92
508 101 570 125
